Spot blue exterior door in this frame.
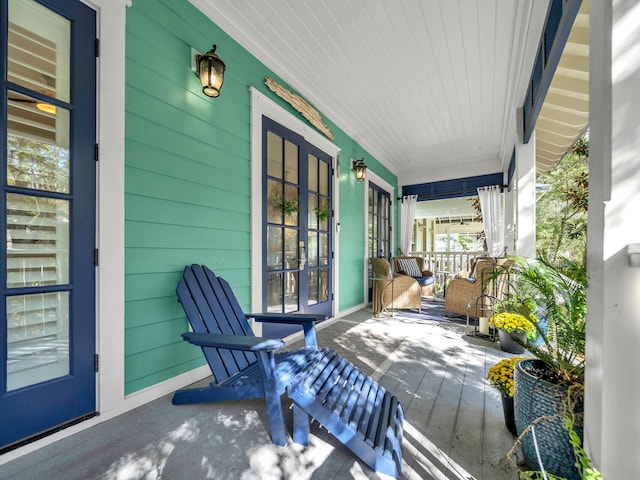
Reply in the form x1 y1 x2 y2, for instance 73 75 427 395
369 182 392 260
262 117 333 337
0 0 96 450
368 182 391 300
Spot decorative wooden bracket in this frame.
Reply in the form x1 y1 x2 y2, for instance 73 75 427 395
265 77 334 141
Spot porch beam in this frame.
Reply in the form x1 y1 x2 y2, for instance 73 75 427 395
522 0 583 143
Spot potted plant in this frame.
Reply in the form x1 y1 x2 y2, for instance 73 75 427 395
493 255 586 480
486 356 530 435
493 281 550 347
505 256 586 384
489 311 535 353
313 200 330 222
271 185 299 217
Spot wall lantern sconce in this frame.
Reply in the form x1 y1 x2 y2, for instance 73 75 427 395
193 44 226 98
352 158 367 181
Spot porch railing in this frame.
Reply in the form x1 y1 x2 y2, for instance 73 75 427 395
408 250 489 275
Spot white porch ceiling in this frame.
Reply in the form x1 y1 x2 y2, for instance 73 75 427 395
191 0 584 185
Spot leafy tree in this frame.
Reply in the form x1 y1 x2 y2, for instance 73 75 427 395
457 235 473 251
536 135 588 264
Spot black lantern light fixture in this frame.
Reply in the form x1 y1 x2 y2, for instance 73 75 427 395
196 44 226 98
352 158 367 181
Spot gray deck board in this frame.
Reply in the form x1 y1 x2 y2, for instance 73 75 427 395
0 303 520 479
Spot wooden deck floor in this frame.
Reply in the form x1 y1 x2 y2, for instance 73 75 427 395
0 303 521 479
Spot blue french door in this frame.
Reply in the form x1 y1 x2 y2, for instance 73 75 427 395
368 182 391 300
0 0 96 450
262 117 333 337
368 182 392 260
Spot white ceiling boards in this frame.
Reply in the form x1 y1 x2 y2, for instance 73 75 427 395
191 0 586 182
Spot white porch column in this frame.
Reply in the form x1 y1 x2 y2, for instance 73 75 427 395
503 184 515 255
515 125 536 257
586 1 640 477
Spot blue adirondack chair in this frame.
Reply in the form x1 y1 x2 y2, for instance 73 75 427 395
173 264 404 477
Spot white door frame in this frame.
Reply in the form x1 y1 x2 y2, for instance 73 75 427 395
250 87 340 333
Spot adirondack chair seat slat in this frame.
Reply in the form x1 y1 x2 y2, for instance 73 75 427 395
297 348 338 392
362 385 385 446
173 265 403 478
370 391 392 447
333 368 370 424
312 355 346 398
342 375 373 428
324 362 356 410
275 348 323 386
354 379 381 434
383 401 404 462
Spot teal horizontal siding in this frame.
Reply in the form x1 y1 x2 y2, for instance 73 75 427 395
125 272 183 303
126 193 250 231
124 0 397 395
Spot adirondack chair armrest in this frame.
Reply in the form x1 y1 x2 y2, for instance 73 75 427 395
247 313 327 324
248 313 327 349
181 332 285 352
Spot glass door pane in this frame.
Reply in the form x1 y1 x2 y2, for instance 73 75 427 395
7 0 71 103
6 193 69 287
7 292 69 391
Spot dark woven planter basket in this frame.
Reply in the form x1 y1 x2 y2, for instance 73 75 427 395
514 359 583 480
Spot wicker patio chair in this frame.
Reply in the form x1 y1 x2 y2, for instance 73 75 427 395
393 256 437 299
444 257 512 317
370 257 421 315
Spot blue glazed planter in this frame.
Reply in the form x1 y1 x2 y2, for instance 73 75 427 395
530 309 549 348
514 359 583 480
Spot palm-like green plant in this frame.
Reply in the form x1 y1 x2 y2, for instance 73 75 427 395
491 255 586 386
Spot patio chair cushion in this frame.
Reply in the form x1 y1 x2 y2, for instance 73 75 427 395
396 257 421 277
392 256 436 300
414 275 436 286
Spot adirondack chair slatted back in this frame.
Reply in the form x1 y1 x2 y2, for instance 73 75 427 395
177 265 258 383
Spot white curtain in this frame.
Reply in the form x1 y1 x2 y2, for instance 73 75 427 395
399 195 418 255
477 185 505 257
